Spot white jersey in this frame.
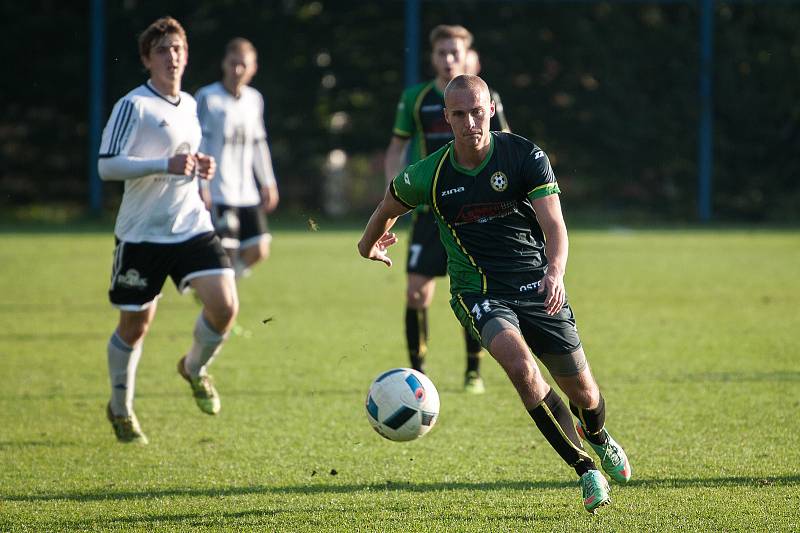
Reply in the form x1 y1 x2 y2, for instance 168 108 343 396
195 82 276 207
99 83 213 243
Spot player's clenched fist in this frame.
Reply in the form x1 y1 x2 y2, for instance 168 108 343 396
195 152 216 180
167 153 196 176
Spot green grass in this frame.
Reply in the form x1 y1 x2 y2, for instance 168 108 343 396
1 226 798 531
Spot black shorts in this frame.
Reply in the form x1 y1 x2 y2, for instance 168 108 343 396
406 208 447 277
108 232 232 310
450 293 582 357
211 204 270 250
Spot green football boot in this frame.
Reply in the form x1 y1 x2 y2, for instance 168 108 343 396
578 470 611 514
106 403 148 445
576 422 632 484
177 356 221 415
463 371 486 394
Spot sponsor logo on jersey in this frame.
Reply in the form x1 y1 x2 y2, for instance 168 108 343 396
174 142 191 155
441 186 465 197
403 172 411 186
519 280 542 292
116 269 148 289
534 150 545 160
454 201 518 225
490 172 508 192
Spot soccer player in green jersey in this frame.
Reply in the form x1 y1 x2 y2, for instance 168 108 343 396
360 75 632 513
384 25 509 393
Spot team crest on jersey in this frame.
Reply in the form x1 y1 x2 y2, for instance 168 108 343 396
116 269 148 289
489 172 508 192
174 142 191 155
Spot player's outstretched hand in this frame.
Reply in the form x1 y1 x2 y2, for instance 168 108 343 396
538 270 565 315
358 231 398 267
195 152 216 180
168 153 196 176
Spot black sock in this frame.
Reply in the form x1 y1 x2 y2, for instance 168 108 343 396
405 307 428 373
464 328 482 374
569 395 607 446
528 389 597 477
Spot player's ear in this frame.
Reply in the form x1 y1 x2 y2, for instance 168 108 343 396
489 101 496 117
443 107 451 125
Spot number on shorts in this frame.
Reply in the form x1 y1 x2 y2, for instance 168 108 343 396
470 300 491 320
408 244 422 268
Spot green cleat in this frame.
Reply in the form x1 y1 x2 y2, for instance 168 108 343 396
576 422 632 484
106 403 148 445
177 356 221 415
579 470 611 514
463 371 485 394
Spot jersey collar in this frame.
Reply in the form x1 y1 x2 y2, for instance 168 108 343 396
448 133 495 176
144 80 181 106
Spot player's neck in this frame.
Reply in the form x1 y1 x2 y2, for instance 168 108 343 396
452 139 491 170
148 78 180 99
222 79 244 98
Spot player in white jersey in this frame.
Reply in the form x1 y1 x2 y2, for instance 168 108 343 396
98 17 239 444
196 38 279 279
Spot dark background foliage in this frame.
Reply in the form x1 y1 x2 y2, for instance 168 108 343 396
1 0 798 221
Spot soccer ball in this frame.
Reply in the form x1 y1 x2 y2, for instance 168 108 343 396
365 368 440 442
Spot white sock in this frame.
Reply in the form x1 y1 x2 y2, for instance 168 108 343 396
233 257 251 279
107 332 142 417
185 314 227 378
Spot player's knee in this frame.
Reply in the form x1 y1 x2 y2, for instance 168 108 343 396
206 296 238 331
258 240 270 261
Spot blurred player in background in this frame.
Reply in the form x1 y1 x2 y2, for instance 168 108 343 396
98 17 238 444
360 74 631 513
196 38 279 281
466 48 510 132
384 25 510 393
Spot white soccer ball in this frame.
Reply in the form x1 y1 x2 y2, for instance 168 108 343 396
365 368 440 442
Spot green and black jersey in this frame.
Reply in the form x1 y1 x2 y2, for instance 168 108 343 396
391 80 510 163
390 132 560 297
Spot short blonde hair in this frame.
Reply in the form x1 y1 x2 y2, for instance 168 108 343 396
225 37 257 59
138 16 187 59
444 74 489 102
429 24 473 49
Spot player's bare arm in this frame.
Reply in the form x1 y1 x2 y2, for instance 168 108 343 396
384 136 410 184
261 184 279 213
532 193 569 315
358 188 409 267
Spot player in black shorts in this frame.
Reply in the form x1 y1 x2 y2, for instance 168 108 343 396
196 38 279 280
384 25 509 393
361 75 631 513
99 17 238 445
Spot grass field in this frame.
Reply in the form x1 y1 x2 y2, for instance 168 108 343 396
1 223 798 531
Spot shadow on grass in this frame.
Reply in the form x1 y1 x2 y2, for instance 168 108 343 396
0 440 78 448
6 474 799 503
682 371 800 382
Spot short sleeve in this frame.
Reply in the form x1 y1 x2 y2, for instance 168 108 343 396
489 89 510 133
391 89 414 139
389 148 445 209
389 167 420 209
99 98 140 158
522 147 560 200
